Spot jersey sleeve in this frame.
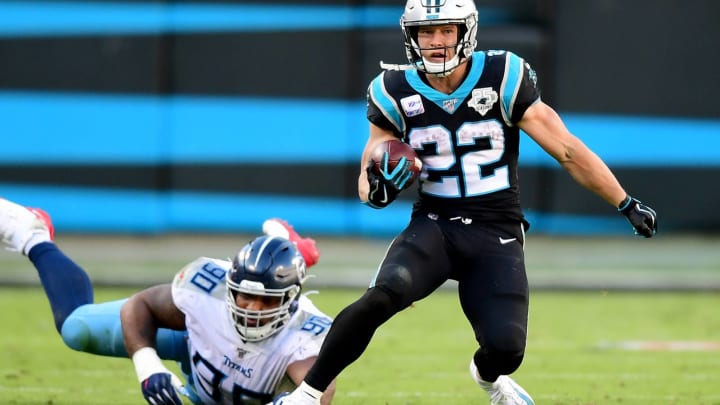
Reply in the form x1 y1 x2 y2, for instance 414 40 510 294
366 71 405 136
498 51 542 125
171 257 231 314
286 296 333 363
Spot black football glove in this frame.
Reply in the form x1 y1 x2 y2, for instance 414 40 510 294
618 195 657 238
366 153 413 209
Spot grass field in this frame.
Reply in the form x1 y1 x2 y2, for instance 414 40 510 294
1 233 719 404
1 287 719 404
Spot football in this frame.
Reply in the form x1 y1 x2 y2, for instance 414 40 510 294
370 139 422 187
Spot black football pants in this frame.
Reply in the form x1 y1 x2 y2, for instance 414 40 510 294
305 213 529 389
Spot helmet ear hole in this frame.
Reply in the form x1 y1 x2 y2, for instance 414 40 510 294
289 299 299 315
408 26 419 44
457 25 468 43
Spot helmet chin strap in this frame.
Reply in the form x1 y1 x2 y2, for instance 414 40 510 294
421 54 461 77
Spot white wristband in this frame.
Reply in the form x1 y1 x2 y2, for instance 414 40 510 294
131 347 168 383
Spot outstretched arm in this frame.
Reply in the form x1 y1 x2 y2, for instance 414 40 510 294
121 284 186 354
121 284 188 405
518 101 627 207
519 101 657 237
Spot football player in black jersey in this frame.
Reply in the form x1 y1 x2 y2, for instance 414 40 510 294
278 0 657 404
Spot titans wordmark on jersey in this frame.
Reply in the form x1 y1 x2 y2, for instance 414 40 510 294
171 257 332 405
367 50 541 223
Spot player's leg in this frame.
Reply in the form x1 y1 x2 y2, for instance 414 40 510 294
458 221 534 404
302 215 452 393
62 299 189 361
0 198 188 361
0 197 93 333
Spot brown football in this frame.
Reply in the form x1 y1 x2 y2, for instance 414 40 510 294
370 139 422 187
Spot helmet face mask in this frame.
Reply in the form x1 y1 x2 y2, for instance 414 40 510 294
401 0 478 76
226 235 306 342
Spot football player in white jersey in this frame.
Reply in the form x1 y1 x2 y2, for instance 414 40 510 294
0 196 336 405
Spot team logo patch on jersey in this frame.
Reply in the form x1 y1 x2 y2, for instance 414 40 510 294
401 94 425 117
468 87 498 116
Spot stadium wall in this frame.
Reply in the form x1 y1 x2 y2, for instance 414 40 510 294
0 1 718 237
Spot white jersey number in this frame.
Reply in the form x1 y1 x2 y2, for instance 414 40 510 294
408 120 509 197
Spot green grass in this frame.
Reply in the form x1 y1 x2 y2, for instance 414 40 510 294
1 287 719 404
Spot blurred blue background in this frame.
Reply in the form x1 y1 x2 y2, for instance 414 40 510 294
1 0 718 237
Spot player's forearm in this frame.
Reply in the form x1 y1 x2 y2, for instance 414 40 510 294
120 295 160 355
358 169 370 201
560 145 627 207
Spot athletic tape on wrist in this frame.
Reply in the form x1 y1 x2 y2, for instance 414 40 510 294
131 347 168 382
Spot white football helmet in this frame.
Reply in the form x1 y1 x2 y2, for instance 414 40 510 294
226 235 306 342
401 0 478 76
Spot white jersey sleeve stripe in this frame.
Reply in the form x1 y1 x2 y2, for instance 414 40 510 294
499 52 524 127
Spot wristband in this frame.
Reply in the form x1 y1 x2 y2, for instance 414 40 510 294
297 381 323 400
131 347 167 382
363 200 382 209
617 195 633 211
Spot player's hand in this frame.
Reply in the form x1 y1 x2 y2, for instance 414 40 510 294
366 155 412 209
132 347 188 405
140 372 185 405
618 195 657 237
375 151 415 191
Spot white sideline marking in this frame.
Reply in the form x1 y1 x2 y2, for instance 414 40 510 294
597 340 720 351
532 372 717 380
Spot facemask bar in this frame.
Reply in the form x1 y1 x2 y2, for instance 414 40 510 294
226 279 300 342
400 4 478 76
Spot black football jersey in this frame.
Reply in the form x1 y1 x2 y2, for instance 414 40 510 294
367 50 541 222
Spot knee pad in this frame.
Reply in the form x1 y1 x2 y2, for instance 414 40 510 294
483 321 527 353
61 302 128 356
473 322 527 379
61 300 188 361
473 347 525 381
371 263 413 308
356 286 402 321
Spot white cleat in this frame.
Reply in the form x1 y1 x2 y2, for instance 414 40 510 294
482 375 534 405
470 360 534 405
262 218 293 240
0 198 54 256
262 218 319 267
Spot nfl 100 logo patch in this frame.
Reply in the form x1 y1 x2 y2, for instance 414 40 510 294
401 95 425 117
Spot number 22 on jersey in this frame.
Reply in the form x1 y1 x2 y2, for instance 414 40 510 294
408 119 509 197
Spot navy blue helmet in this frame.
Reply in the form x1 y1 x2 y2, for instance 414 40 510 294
226 235 306 341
